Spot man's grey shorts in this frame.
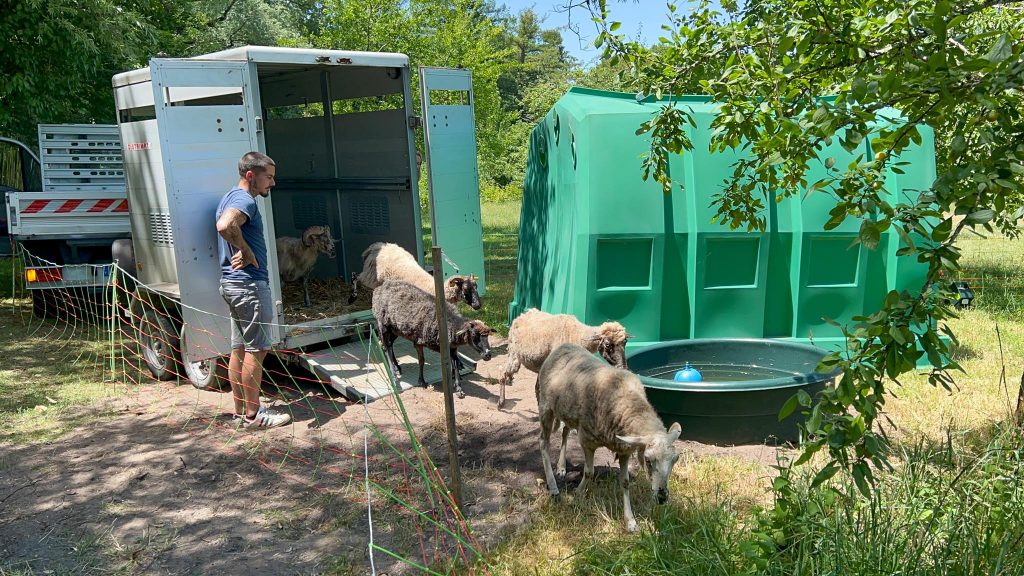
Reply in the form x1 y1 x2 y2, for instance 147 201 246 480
219 278 273 352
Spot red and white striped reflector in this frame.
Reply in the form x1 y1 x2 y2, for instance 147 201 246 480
21 199 129 214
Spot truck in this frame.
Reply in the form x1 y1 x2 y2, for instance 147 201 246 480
3 124 132 316
112 45 486 400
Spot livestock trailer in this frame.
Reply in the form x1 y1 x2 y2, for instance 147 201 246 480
112 46 485 399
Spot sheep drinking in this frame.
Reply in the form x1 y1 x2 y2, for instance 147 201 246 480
371 280 493 398
275 225 336 307
348 242 481 310
499 308 630 409
536 343 681 532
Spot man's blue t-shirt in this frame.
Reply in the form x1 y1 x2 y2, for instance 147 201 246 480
216 187 269 282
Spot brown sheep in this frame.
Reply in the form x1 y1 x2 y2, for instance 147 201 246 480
498 308 630 409
275 225 335 307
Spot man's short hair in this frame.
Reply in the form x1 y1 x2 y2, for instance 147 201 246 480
238 151 276 177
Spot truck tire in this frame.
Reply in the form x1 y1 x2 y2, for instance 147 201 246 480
136 304 180 381
181 325 229 391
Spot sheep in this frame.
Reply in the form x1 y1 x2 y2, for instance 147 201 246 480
536 343 682 533
348 242 481 310
498 308 630 409
276 225 336 307
372 279 493 398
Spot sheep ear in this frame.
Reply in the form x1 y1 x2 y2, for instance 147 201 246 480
667 422 682 442
625 332 635 340
616 435 647 447
455 327 469 338
448 276 464 288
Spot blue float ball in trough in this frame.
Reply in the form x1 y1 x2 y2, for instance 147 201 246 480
673 362 703 383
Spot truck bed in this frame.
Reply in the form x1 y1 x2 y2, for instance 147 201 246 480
8 190 129 239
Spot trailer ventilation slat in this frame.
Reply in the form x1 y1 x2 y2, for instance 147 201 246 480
148 212 174 246
291 195 329 232
349 195 390 235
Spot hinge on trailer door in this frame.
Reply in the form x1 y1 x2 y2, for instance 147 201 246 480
408 115 421 129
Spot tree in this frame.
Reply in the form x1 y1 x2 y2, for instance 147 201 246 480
589 0 1024 492
0 0 308 147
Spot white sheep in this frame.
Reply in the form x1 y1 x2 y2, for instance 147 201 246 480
275 225 335 307
372 280 494 398
348 242 481 310
537 343 682 533
498 308 630 409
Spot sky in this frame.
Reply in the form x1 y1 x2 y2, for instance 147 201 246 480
495 1 680 67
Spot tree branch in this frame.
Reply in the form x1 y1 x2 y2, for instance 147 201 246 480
208 0 241 28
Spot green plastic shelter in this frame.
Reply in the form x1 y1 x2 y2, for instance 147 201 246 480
509 87 936 354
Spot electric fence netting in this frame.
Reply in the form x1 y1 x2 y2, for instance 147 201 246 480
4 242 497 575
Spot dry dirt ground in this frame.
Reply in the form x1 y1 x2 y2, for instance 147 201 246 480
0 338 785 575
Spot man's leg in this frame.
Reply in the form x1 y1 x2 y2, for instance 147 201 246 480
241 349 268 419
228 346 246 416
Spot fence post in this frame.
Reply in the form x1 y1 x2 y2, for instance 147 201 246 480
432 245 463 509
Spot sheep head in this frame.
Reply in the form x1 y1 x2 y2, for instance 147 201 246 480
447 274 482 310
617 422 681 504
588 321 631 369
302 225 336 258
455 319 493 360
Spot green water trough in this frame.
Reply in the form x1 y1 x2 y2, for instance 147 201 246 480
629 338 841 445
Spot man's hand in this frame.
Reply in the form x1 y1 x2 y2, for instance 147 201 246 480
231 247 258 270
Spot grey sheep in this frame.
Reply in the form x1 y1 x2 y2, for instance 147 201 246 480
537 343 682 532
498 308 630 409
348 242 481 310
276 225 336 307
372 280 493 398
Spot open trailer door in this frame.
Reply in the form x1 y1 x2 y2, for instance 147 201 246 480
419 67 486 293
148 58 267 363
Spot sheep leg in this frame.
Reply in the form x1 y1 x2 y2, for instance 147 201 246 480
346 272 359 305
450 349 466 399
576 445 595 495
379 324 401 378
498 355 520 410
302 275 312 307
415 345 428 388
555 423 571 480
538 408 560 498
619 452 638 532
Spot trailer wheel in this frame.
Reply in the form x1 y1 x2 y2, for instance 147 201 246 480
181 326 229 391
136 305 180 381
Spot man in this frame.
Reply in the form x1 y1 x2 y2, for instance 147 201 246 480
215 151 291 428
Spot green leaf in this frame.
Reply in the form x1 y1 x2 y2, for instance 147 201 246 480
779 393 800 421
811 462 840 488
859 220 881 251
932 218 953 242
965 209 995 224
985 33 1012 63
825 157 836 169
610 21 621 31
852 462 872 497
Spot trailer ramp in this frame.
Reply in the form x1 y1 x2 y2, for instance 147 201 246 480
300 338 476 403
